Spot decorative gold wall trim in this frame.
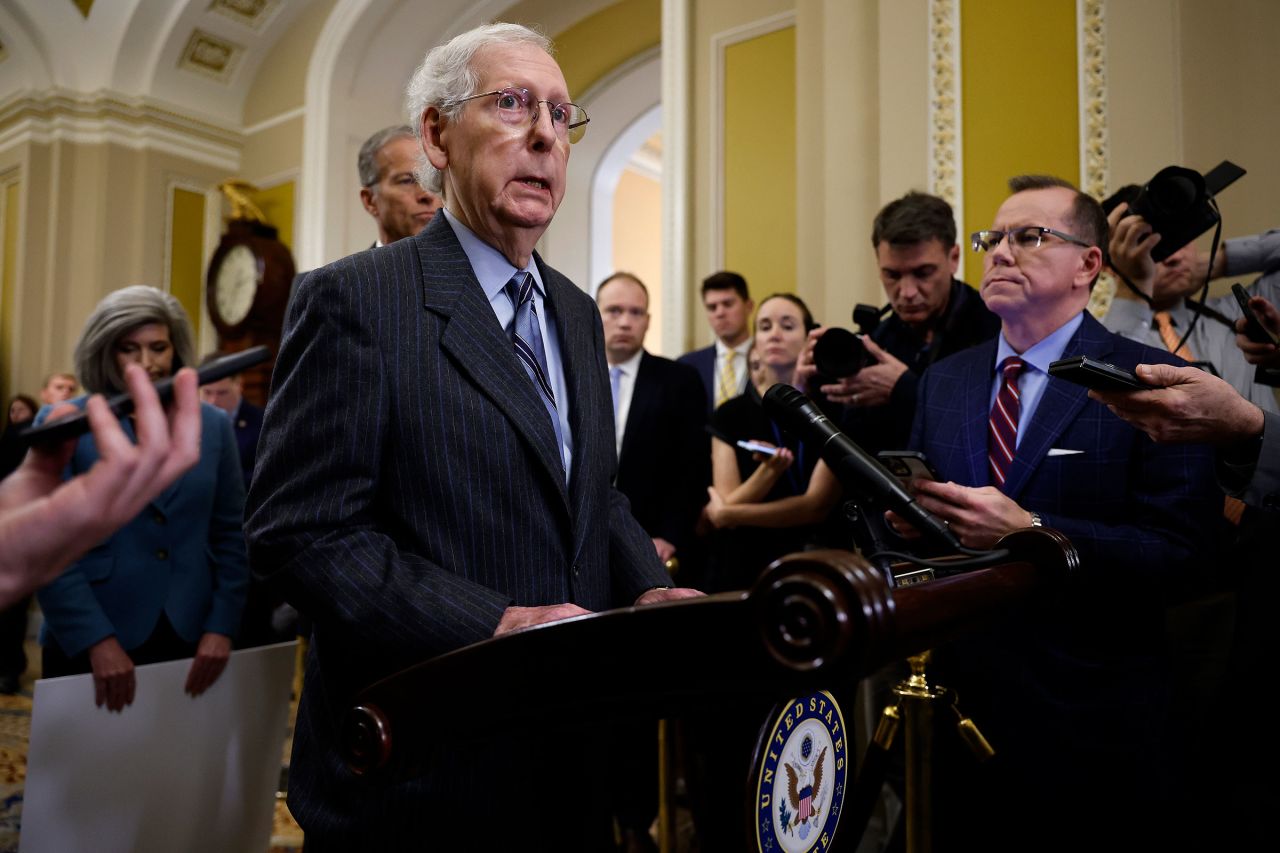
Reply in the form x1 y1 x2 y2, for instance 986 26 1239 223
1080 0 1114 317
927 0 963 238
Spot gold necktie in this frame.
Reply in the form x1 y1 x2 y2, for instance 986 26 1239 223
716 352 738 408
1153 311 1196 361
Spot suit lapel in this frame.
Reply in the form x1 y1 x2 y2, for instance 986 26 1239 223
960 341 998 487
619 353 656 466
418 220 570 511
1002 314 1112 500
541 258 601 561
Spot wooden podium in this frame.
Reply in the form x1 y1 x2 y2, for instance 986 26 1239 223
340 528 1076 850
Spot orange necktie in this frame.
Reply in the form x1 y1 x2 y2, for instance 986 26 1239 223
1153 311 1195 361
1152 311 1245 522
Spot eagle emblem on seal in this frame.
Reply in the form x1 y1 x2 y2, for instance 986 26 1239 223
784 739 827 833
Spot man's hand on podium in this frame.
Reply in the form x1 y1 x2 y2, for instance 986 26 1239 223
494 603 592 636
634 586 704 606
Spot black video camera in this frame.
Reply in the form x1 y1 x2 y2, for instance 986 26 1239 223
812 303 889 379
1101 161 1245 263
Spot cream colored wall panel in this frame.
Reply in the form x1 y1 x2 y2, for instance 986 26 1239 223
243 0 338 126
242 115 304 189
1105 0 1181 193
877 0 930 205
1178 0 1280 243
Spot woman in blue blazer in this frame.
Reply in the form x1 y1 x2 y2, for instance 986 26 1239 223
35 286 248 712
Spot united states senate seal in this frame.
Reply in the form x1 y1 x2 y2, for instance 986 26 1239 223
754 690 848 852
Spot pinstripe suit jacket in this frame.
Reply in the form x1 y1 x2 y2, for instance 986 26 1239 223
910 311 1224 799
244 213 667 843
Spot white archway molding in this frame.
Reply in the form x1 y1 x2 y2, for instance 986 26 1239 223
586 104 661 294
298 0 647 268
540 48 660 293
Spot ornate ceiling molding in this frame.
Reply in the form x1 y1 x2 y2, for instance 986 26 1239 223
0 89 242 171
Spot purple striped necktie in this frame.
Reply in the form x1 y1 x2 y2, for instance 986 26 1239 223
506 271 565 471
988 356 1025 489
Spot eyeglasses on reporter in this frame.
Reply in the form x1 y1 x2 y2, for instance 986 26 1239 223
449 86 590 144
970 226 1093 254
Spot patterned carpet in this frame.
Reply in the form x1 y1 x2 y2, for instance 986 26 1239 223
0 641 305 853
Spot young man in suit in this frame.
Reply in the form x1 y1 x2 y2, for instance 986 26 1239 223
245 23 700 850
890 176 1223 845
678 271 754 413
596 272 708 851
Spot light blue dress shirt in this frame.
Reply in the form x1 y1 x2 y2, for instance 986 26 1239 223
990 312 1084 449
443 209 574 477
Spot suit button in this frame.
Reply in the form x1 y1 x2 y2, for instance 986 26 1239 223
156 549 168 560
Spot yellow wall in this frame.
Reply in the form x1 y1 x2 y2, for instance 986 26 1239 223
612 167 663 353
250 181 296 252
169 187 207 345
551 0 661 98
724 26 797 301
960 0 1078 284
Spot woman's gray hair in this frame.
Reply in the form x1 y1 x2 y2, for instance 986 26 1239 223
73 285 197 394
403 22 553 195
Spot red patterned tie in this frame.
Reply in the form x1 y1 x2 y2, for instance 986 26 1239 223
988 356 1025 489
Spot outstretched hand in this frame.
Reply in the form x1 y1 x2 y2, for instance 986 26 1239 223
1090 362 1264 444
0 364 201 608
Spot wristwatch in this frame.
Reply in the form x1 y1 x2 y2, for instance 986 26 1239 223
1028 511 1044 528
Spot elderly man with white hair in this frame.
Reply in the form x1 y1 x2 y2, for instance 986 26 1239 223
246 22 699 849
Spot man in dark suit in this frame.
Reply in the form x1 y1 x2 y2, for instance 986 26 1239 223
596 272 707 850
244 23 699 850
357 124 442 247
198 355 263 488
678 271 754 413
892 175 1223 845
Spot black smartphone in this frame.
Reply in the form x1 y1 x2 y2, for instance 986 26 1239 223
1047 355 1153 392
18 345 271 448
877 450 939 492
1230 283 1280 346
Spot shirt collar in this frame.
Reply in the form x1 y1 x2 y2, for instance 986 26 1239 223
610 349 645 375
715 336 752 359
442 208 544 301
995 311 1085 375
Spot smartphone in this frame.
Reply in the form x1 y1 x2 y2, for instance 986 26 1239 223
18 345 271 448
1047 355 1153 392
737 439 780 457
877 450 939 491
1231 283 1280 346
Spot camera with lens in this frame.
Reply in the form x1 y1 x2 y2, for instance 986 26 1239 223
1101 160 1244 263
812 303 888 379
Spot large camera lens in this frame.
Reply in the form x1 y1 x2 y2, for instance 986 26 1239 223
813 328 867 378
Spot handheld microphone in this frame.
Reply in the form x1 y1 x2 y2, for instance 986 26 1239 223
762 384 963 552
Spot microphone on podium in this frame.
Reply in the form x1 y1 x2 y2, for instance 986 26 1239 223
762 384 964 553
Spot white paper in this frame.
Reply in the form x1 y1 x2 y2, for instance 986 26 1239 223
20 641 297 853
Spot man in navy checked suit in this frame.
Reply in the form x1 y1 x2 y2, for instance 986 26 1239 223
245 23 699 850
892 176 1223 846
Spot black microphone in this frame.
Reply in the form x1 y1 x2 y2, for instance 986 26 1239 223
762 384 962 552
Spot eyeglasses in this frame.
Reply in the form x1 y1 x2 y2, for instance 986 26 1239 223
970 226 1093 253
451 87 590 144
